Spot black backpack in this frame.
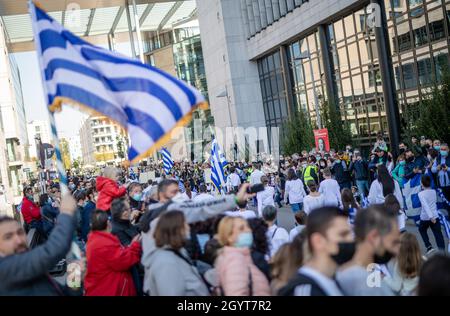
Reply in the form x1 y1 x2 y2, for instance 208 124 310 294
278 272 328 296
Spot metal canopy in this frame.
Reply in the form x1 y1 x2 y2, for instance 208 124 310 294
0 0 196 51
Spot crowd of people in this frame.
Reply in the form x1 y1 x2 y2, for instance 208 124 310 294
0 134 449 296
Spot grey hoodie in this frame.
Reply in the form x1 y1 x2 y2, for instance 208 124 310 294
141 195 237 295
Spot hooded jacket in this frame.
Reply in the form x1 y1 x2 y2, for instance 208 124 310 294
215 247 271 296
95 177 127 211
21 196 41 224
84 231 141 296
141 236 209 296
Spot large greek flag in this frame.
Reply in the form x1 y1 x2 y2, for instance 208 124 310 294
30 2 207 163
211 138 226 193
161 148 174 175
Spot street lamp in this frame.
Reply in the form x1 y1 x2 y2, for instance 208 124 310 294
295 51 322 129
216 86 233 127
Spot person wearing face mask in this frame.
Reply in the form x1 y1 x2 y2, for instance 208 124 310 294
398 142 408 156
391 154 407 189
349 151 370 197
431 143 450 210
84 210 142 296
21 187 42 234
368 165 404 209
403 149 419 181
215 216 271 296
331 152 351 190
336 205 400 296
127 182 145 217
279 207 354 296
432 139 441 151
110 197 144 296
142 210 210 296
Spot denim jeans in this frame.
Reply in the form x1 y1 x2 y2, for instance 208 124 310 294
291 203 303 213
356 180 369 197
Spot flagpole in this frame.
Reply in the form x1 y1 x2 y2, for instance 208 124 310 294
29 0 69 194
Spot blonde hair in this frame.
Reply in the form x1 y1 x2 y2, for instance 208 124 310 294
102 167 118 180
398 232 422 278
217 216 245 246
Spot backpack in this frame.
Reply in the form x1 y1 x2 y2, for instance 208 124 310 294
278 272 328 296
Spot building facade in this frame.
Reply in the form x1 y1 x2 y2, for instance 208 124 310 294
80 115 128 165
143 21 214 161
0 18 30 206
68 136 82 165
197 0 450 153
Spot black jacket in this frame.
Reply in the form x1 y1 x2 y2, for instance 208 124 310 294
331 161 351 184
111 219 139 246
251 250 271 282
349 159 369 181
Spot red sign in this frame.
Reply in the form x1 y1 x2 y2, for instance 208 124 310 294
314 129 330 152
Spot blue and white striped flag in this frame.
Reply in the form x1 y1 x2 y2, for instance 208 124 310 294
402 174 422 224
30 2 207 163
161 148 174 175
211 138 226 193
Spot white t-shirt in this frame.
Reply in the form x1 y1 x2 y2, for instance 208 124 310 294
229 173 241 187
225 209 257 219
289 225 305 241
418 189 438 221
284 179 307 204
257 186 275 217
319 178 342 207
367 180 404 209
266 224 289 258
303 194 325 214
336 265 394 296
250 169 265 186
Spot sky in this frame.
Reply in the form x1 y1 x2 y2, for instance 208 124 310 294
14 42 133 139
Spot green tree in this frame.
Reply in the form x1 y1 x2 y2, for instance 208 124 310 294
72 158 81 170
282 109 315 155
403 68 450 144
320 100 353 150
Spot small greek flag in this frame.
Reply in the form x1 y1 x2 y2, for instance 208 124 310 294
211 138 226 193
161 148 174 175
402 174 422 223
30 1 207 163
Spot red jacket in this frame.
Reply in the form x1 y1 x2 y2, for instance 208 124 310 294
84 231 142 296
95 177 126 211
21 196 41 224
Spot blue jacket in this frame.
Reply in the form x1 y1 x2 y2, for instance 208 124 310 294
81 200 95 242
349 160 369 181
432 154 450 188
41 203 60 235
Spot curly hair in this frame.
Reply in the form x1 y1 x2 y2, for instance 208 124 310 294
247 217 269 254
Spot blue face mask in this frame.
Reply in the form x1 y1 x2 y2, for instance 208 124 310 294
132 193 142 202
335 159 341 164
234 232 253 248
434 146 441 151
441 150 448 157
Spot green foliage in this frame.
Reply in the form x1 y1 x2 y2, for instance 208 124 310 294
402 68 450 144
320 100 353 150
281 109 315 155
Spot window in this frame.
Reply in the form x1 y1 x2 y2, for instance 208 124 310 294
430 20 445 42
35 126 40 132
402 63 417 89
397 33 412 52
413 26 428 47
417 58 432 86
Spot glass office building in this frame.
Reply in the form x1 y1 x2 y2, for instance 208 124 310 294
255 0 450 149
